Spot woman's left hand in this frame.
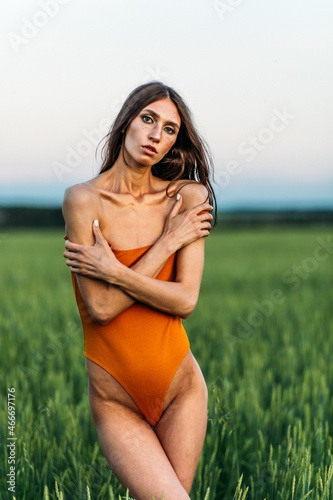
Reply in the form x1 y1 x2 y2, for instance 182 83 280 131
63 220 120 282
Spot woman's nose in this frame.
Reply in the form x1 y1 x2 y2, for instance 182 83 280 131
148 124 162 142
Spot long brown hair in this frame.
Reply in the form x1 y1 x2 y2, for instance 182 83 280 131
99 82 217 226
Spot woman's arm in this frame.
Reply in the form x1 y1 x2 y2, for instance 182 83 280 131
112 236 205 319
63 183 212 324
107 183 209 318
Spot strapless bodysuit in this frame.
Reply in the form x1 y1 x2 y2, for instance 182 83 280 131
69 242 190 426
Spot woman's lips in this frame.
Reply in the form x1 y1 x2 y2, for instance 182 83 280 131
142 145 157 156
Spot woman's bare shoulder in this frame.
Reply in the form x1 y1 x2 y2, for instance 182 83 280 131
175 181 209 210
62 182 102 230
62 182 102 243
63 182 99 210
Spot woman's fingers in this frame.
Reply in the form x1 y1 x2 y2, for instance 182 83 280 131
64 252 80 266
168 194 183 219
189 216 212 238
92 220 105 245
197 214 213 229
188 202 213 216
63 220 108 262
64 239 80 252
63 243 86 267
63 223 117 280
200 221 212 232
197 211 213 220
63 248 77 260
163 199 213 247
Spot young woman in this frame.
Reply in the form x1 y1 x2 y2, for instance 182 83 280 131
62 82 216 500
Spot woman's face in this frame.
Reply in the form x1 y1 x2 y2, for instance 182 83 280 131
123 98 181 167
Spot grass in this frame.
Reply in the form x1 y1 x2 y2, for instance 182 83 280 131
0 226 332 499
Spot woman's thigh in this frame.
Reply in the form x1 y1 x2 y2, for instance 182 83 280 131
87 359 190 500
155 351 208 494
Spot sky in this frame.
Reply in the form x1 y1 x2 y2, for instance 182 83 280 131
1 0 332 209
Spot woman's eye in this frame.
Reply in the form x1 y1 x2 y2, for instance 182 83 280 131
164 126 175 135
142 115 153 123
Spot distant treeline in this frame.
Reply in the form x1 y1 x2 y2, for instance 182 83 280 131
218 209 333 228
1 206 333 229
0 207 65 229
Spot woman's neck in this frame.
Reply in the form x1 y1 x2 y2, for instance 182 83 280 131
102 157 157 198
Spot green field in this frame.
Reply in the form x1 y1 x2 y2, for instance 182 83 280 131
1 227 333 500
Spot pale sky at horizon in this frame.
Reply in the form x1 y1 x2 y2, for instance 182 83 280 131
1 0 332 206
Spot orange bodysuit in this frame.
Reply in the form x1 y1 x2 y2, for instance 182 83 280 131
69 242 190 426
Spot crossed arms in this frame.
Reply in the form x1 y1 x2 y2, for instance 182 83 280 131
63 183 213 324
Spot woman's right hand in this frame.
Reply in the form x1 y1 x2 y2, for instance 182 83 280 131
162 194 213 251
